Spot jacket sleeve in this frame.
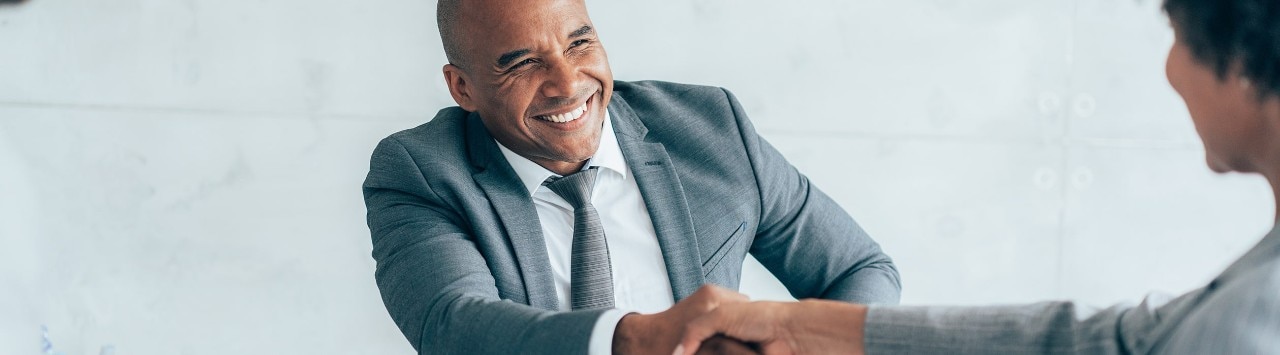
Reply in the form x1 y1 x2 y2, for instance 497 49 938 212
723 88 902 305
363 136 606 354
863 289 1203 355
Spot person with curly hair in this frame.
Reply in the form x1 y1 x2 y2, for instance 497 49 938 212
676 0 1280 354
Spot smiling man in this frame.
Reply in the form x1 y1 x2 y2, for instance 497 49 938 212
361 0 901 354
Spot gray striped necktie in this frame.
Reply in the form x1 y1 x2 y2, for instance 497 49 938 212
544 167 615 310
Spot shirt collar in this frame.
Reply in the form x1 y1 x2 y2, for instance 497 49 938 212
495 109 628 196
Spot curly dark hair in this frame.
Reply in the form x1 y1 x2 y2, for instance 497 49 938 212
1165 0 1280 97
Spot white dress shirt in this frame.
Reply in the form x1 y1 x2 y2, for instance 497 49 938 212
495 110 676 354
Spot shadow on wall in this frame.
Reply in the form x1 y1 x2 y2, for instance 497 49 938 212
0 0 27 5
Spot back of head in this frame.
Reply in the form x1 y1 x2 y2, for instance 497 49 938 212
1165 0 1280 98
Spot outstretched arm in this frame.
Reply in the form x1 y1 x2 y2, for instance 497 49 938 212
678 290 1204 355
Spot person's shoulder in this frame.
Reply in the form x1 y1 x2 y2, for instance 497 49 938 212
372 106 471 163
1235 254 1280 297
1230 254 1280 293
613 80 733 106
614 80 725 95
612 80 743 125
610 80 756 144
386 106 469 144
1195 254 1280 321
1167 256 1280 351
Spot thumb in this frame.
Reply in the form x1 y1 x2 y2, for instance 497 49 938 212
675 313 724 355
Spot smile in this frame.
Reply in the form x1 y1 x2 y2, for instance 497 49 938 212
535 102 588 123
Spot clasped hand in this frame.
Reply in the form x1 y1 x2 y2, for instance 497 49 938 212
675 299 870 355
612 285 756 354
614 285 870 355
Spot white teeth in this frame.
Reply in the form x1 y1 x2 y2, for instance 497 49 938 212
538 103 588 123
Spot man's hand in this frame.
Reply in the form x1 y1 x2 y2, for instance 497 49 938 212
612 285 750 354
675 300 869 355
694 335 760 355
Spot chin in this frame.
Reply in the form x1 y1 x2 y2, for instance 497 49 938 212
1207 161 1232 174
1204 150 1231 173
1206 153 1255 174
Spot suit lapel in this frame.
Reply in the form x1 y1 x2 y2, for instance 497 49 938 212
609 95 706 301
465 113 559 310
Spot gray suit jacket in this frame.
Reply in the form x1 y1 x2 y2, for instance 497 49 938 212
363 80 901 354
866 225 1280 354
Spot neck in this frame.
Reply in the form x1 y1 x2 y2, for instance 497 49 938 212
538 159 587 176
1270 173 1280 223
1258 97 1280 222
1260 152 1280 222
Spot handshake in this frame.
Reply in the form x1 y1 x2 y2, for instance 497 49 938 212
614 285 868 355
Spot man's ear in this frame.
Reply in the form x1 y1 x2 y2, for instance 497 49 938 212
443 64 478 112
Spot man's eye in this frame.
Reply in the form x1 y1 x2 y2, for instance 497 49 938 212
570 39 591 48
510 58 537 70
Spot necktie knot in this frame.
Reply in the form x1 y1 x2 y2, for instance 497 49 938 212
544 167 599 209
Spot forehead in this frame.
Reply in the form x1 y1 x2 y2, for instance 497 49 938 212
457 0 592 54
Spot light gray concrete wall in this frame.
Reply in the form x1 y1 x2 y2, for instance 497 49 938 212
1 1 1272 354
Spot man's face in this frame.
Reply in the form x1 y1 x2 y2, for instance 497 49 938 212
444 0 613 174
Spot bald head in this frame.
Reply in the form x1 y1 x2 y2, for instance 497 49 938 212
437 0 592 69
437 0 466 66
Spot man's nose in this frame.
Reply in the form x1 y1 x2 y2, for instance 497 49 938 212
540 58 581 99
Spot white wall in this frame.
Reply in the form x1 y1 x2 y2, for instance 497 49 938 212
1 0 1273 354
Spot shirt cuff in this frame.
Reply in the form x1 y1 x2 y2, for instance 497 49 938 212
588 309 630 355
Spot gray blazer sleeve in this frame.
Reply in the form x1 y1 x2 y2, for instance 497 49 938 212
722 88 902 305
863 290 1202 355
862 251 1280 354
363 136 606 354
